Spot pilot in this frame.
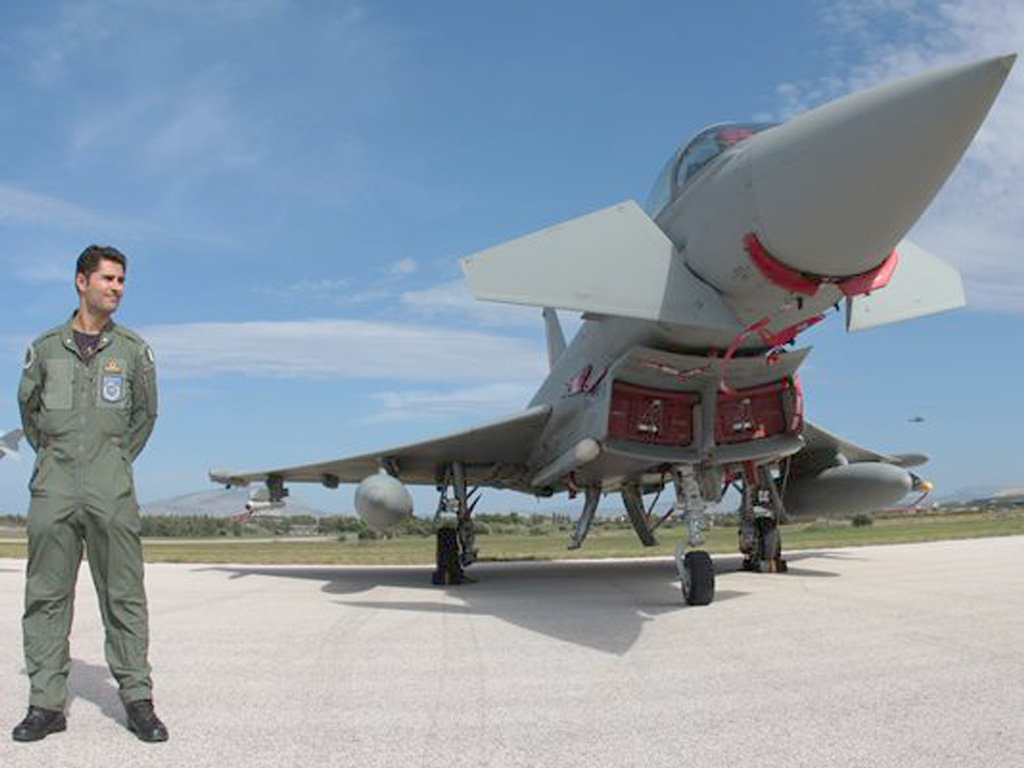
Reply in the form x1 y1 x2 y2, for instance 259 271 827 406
13 245 168 743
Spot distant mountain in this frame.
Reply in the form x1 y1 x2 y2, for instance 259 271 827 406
142 488 330 517
937 484 1024 505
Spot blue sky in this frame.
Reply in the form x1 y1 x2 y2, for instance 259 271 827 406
1 0 1021 514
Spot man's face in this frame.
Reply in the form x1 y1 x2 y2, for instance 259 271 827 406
76 258 125 316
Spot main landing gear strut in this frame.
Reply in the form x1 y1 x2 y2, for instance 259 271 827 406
737 464 788 573
432 462 479 585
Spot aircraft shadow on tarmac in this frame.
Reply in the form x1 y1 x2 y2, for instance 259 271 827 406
203 553 841 655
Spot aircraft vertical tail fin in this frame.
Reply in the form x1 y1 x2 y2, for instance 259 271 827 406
543 307 566 370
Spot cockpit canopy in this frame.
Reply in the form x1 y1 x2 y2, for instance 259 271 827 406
644 122 777 219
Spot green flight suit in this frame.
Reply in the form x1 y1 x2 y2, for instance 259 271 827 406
17 314 158 710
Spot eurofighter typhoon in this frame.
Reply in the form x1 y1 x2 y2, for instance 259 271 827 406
212 56 1015 605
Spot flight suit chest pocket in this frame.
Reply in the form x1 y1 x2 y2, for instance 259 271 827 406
42 359 74 410
97 357 131 409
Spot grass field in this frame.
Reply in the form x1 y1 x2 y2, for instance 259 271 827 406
1 509 1022 565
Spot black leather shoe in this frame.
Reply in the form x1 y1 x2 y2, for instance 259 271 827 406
125 700 168 743
12 706 66 742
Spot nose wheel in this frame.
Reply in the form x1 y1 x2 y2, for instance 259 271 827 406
677 544 715 605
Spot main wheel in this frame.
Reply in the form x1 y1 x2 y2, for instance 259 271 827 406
433 528 463 585
434 528 457 584
681 550 715 606
755 517 787 573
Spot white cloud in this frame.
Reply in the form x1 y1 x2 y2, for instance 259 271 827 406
0 181 224 248
364 382 537 422
12 257 71 285
251 278 396 308
388 258 419 277
141 318 547 382
780 0 1024 312
10 1 411 233
195 0 291 23
68 68 263 176
18 0 292 86
18 1 115 87
401 279 586 341
144 70 263 171
70 95 161 157
253 277 351 301
401 279 544 328
0 183 105 229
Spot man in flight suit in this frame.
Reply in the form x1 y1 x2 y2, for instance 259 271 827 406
13 245 168 743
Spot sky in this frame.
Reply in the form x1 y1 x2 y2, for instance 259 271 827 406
1 0 1022 515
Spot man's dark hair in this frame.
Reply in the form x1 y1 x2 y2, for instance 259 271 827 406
76 245 127 280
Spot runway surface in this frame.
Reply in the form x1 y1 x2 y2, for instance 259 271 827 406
1 536 1022 768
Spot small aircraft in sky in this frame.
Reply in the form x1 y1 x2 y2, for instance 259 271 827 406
908 416 926 424
0 429 23 461
212 55 1014 605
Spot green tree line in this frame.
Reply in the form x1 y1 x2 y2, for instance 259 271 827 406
1 511 658 540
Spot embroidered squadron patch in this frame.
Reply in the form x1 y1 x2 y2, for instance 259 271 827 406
101 358 125 402
100 372 123 403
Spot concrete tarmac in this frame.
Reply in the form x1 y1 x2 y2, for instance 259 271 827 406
1 536 1022 768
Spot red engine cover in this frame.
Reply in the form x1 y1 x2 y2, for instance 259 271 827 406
716 379 799 444
608 381 699 445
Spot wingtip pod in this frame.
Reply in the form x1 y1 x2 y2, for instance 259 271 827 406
890 452 930 469
208 468 249 487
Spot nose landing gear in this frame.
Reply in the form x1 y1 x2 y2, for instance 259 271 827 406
672 465 718 605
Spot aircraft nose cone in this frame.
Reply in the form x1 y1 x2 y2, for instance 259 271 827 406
748 55 1015 276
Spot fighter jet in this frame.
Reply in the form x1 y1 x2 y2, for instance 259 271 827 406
0 429 23 460
212 55 1014 605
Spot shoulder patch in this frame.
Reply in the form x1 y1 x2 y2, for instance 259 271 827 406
23 345 36 371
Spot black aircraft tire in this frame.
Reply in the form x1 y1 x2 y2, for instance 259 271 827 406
435 528 460 584
682 550 715 606
757 518 782 560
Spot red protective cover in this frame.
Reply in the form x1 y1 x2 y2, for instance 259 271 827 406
715 379 799 444
608 381 699 445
